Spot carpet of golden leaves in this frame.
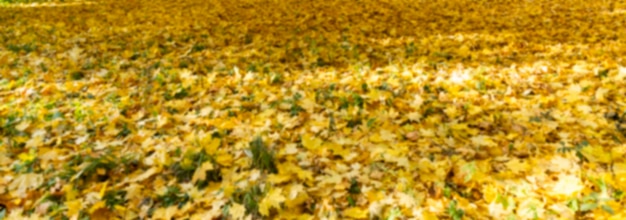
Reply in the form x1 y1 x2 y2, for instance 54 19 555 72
1 0 626 219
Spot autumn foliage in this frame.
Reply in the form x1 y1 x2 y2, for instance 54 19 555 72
1 0 626 219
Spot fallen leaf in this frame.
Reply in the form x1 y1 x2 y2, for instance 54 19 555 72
259 188 286 216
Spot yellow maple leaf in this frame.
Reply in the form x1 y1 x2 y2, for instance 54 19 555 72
0 154 11 166
379 129 397 142
229 203 246 220
88 201 106 214
505 158 530 175
259 188 286 216
267 173 292 184
131 167 160 183
470 135 497 148
611 163 626 189
326 142 351 158
342 207 368 219
291 166 314 181
65 199 82 217
285 183 309 208
63 184 78 201
581 145 612 163
203 136 221 154
9 173 43 198
15 121 30 131
216 153 233 166
152 206 178 220
302 134 323 151
192 161 215 183
369 133 384 143
157 115 169 128
18 152 36 163
421 210 439 220
550 174 584 197
99 181 108 199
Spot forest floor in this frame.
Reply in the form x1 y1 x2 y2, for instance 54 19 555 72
1 0 626 219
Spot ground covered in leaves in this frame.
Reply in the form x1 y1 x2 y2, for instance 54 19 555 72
1 0 626 219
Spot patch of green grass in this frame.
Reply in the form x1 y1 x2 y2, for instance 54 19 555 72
70 71 85 80
170 150 222 184
447 200 465 220
248 136 277 173
6 43 37 54
78 154 118 181
103 189 127 210
232 184 264 216
347 178 360 207
156 186 190 208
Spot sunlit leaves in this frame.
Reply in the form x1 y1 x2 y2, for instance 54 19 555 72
1 0 626 218
258 187 285 216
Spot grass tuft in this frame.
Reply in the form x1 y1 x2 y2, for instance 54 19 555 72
248 136 277 174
